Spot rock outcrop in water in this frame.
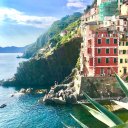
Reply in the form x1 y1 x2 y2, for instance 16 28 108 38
39 82 78 104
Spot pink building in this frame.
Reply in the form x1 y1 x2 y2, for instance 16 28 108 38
81 26 119 77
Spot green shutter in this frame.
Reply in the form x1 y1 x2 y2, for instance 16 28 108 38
114 39 117 44
106 39 109 44
106 49 109 54
106 58 109 63
114 58 117 63
114 49 117 54
98 49 101 54
98 58 101 63
120 59 123 63
123 50 126 54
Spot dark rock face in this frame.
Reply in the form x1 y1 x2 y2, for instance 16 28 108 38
3 37 82 88
54 85 67 93
65 94 77 104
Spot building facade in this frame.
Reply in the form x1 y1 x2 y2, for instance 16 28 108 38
80 0 128 77
118 40 128 76
95 31 118 76
81 27 119 77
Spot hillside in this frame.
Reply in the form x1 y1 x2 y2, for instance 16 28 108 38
3 17 82 88
3 37 82 88
0 46 26 53
22 12 82 58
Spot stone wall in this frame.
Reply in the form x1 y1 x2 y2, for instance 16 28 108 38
75 76 124 98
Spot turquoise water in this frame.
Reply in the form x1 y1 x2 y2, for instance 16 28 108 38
0 86 79 128
0 53 127 128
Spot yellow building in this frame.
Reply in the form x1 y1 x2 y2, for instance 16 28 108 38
118 40 128 76
121 2 128 16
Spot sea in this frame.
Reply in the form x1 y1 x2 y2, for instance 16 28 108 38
0 53 127 128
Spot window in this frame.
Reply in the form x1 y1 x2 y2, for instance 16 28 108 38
117 27 120 31
123 67 127 74
117 20 120 26
120 59 123 63
106 39 110 44
106 49 109 54
98 39 101 44
125 59 128 63
100 68 104 75
106 58 109 63
114 48 117 54
119 42 121 46
123 50 126 54
119 50 122 54
114 58 117 63
126 42 128 46
98 58 101 63
124 28 127 31
114 39 117 44
88 48 91 54
98 49 101 54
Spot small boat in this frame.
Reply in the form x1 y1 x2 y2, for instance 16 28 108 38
0 104 7 108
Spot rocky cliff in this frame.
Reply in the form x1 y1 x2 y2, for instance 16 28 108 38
3 37 82 88
3 12 83 89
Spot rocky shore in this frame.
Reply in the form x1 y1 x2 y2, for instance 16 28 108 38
39 76 125 105
10 88 47 97
39 82 80 104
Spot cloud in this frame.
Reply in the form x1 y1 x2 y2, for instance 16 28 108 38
67 0 85 8
0 8 58 28
66 0 92 10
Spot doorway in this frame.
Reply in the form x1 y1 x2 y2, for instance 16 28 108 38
100 68 104 76
107 68 111 75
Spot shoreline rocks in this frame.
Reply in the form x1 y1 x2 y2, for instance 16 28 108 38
0 104 7 108
39 82 78 105
10 88 47 97
19 88 47 94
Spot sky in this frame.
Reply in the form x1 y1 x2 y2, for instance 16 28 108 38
0 0 92 47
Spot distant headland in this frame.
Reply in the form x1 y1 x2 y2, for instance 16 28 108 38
0 46 26 53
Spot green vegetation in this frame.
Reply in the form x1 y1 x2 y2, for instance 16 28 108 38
63 74 128 128
126 76 128 82
23 12 82 58
76 57 80 70
49 20 80 49
41 19 81 57
115 74 128 96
